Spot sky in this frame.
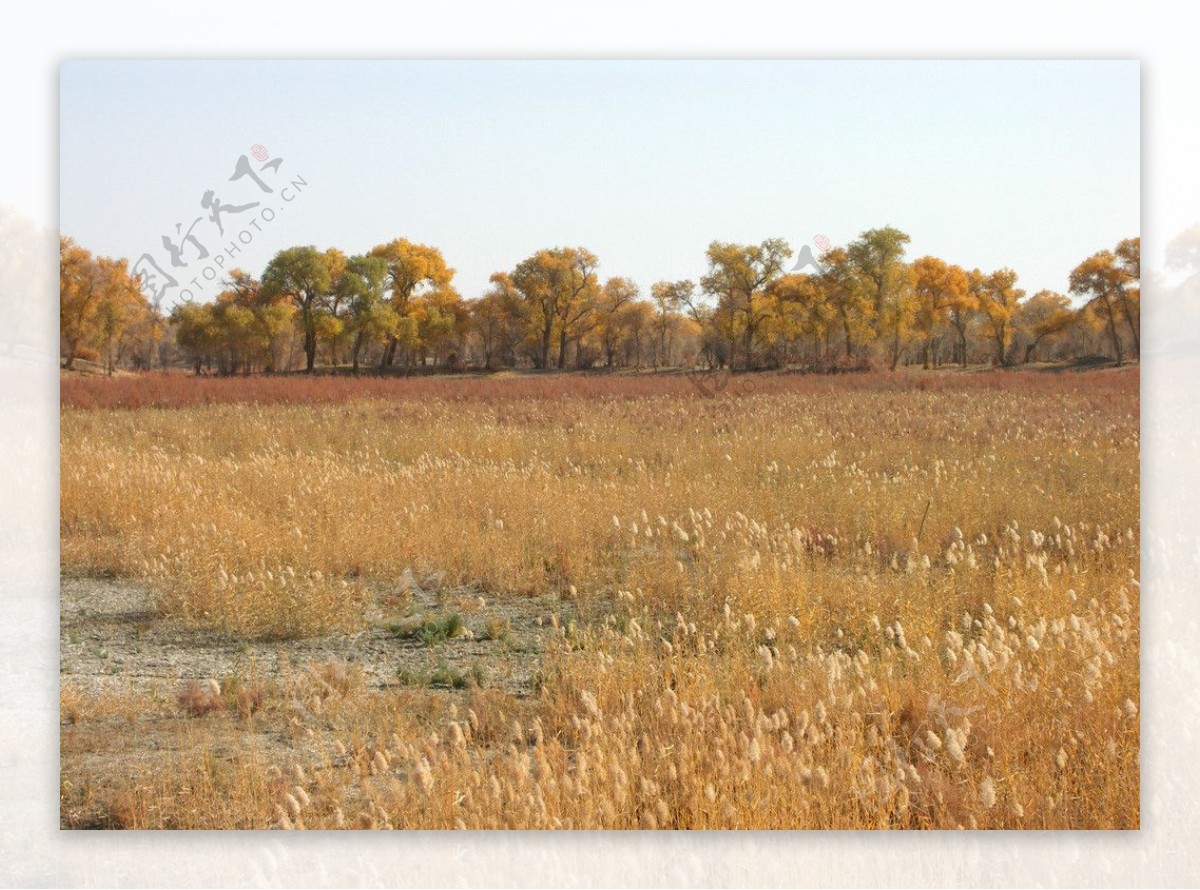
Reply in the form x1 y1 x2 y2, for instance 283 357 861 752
59 60 1139 308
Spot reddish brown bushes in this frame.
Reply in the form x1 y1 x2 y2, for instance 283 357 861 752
61 366 1137 410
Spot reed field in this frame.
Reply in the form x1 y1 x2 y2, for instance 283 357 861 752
59 369 1139 829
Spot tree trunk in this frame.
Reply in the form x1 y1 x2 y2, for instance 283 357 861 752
557 327 569 370
539 320 553 370
380 337 398 368
304 327 317 373
1102 298 1124 366
1023 331 1048 365
1118 294 1139 357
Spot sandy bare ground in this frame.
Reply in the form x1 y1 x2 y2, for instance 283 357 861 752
60 571 559 696
60 571 569 827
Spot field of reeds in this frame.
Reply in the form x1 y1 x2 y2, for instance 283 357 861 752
59 368 1139 829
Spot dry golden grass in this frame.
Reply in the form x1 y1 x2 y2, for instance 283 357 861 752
60 370 1139 829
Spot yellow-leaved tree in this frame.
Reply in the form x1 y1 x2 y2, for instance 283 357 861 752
977 268 1024 367
817 247 875 360
1069 245 1139 366
1013 290 1074 364
846 227 912 369
60 237 151 373
510 247 600 370
700 239 791 370
368 239 460 369
911 256 969 369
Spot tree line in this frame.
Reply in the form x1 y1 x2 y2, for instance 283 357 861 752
60 227 1140 375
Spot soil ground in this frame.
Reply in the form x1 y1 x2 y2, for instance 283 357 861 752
59 571 568 828
60 571 559 696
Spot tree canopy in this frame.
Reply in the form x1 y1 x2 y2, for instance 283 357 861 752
60 229 1140 375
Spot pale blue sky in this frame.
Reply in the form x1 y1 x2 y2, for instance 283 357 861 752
60 60 1139 306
